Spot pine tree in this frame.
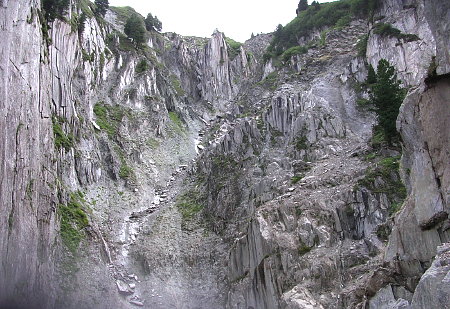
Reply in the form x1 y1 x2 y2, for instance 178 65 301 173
366 64 377 85
145 13 162 32
42 0 70 21
311 1 321 10
95 0 109 18
124 14 146 45
296 0 308 15
370 59 406 144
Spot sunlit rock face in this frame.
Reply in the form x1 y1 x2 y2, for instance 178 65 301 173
0 0 448 308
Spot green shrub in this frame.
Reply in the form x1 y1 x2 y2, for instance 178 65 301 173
281 45 308 62
225 37 242 60
266 0 379 60
357 155 407 205
356 34 368 57
298 244 312 255
373 23 401 36
124 14 146 46
42 0 70 22
119 164 132 178
291 175 303 184
135 59 149 73
295 136 308 150
373 23 420 42
369 59 406 143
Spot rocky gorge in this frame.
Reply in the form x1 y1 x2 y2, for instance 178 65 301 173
0 0 449 308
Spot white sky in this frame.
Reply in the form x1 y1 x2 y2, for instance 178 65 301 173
108 0 334 42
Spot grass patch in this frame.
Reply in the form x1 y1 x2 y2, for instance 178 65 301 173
257 72 278 91
52 116 74 151
168 111 184 132
169 75 185 96
110 6 139 24
298 244 312 255
59 191 89 254
225 37 242 60
176 190 204 221
119 164 132 179
93 102 129 138
356 34 368 57
357 155 407 211
291 175 303 184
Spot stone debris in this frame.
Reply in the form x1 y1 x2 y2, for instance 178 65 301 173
116 280 133 295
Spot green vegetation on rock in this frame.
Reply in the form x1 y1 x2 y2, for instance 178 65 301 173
373 23 420 42
41 0 70 22
110 6 137 23
93 102 129 138
265 0 379 60
94 0 109 18
52 116 74 151
124 14 146 46
368 59 406 144
257 72 279 91
169 75 185 96
59 191 89 254
176 190 204 221
357 155 407 213
135 59 149 73
225 37 242 60
144 13 162 32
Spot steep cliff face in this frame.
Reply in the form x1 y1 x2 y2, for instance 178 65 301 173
0 0 448 308
0 1 58 307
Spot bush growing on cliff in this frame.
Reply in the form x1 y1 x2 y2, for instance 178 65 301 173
225 37 242 60
42 0 70 21
95 0 109 18
144 13 162 32
135 59 149 73
124 14 146 45
373 23 420 42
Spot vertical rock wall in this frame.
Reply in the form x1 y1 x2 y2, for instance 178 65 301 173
0 0 57 307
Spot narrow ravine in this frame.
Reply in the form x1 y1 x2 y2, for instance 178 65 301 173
107 122 226 308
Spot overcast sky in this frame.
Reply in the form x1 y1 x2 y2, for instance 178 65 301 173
108 0 334 42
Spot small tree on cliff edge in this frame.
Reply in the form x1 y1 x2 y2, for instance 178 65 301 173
145 13 162 32
124 14 146 46
370 59 406 144
296 0 308 15
95 0 109 18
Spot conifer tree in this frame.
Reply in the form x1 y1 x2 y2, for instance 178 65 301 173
370 59 406 144
296 0 308 15
95 0 109 18
145 13 162 32
366 64 377 85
